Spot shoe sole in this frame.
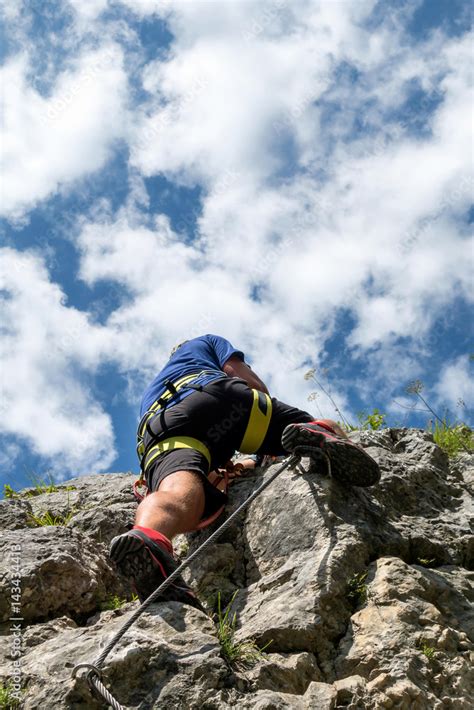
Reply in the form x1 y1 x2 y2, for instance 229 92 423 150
282 426 380 487
109 532 204 611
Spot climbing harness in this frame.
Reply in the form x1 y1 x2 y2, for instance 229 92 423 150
71 450 323 709
143 435 212 473
136 373 272 475
133 375 274 531
238 390 272 453
133 370 226 529
136 370 222 466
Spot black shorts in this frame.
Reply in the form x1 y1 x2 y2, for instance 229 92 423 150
144 377 312 519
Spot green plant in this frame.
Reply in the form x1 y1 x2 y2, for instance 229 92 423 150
0 681 22 708
29 472 77 495
344 409 387 432
347 571 368 607
405 381 473 456
27 510 75 527
417 639 436 660
26 484 79 528
19 467 77 497
3 471 77 501
100 595 126 611
357 408 386 431
215 591 271 667
430 419 473 457
3 484 18 499
100 593 139 611
417 558 435 568
32 478 60 494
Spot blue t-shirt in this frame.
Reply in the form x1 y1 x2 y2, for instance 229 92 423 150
140 334 244 416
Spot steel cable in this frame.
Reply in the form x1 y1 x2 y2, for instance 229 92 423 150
72 454 301 707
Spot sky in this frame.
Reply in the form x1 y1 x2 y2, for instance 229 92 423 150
0 0 473 492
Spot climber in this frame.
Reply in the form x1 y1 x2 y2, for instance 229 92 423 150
109 334 380 608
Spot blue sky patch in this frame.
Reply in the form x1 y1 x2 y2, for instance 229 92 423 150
1 1 471 494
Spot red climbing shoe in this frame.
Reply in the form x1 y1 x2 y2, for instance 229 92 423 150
281 420 380 487
109 529 204 611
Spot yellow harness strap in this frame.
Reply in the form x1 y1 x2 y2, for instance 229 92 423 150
239 389 272 454
138 372 202 440
144 436 212 474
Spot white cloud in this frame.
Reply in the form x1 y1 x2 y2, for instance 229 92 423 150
76 206 268 367
67 0 108 23
1 1 472 478
0 248 116 476
434 355 474 412
0 0 22 21
75 201 355 419
122 2 472 340
0 44 128 219
128 1 373 185
75 2 472 415
116 0 171 18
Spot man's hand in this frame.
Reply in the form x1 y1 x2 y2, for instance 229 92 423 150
222 356 269 394
220 458 258 479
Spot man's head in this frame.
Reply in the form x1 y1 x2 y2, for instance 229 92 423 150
169 340 189 358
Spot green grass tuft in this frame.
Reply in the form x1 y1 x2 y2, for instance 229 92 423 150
100 595 127 611
417 558 435 568
215 591 271 667
347 571 368 607
27 472 77 496
417 638 436 660
31 475 60 494
0 681 22 708
99 593 138 611
3 484 18 499
358 408 386 431
27 510 75 527
345 409 387 432
3 477 77 500
431 420 473 457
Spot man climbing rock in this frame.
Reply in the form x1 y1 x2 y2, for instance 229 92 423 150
110 334 380 608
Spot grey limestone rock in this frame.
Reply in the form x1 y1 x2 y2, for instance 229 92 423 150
0 527 126 623
0 498 33 530
0 429 472 709
302 681 337 708
245 651 322 694
0 473 137 544
335 557 474 708
3 603 227 709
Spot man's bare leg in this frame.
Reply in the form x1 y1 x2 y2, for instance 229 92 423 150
135 470 205 539
109 471 206 608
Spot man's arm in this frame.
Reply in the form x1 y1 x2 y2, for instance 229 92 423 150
222 355 269 395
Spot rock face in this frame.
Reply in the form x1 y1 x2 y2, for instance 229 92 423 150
0 430 473 709
0 528 127 624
